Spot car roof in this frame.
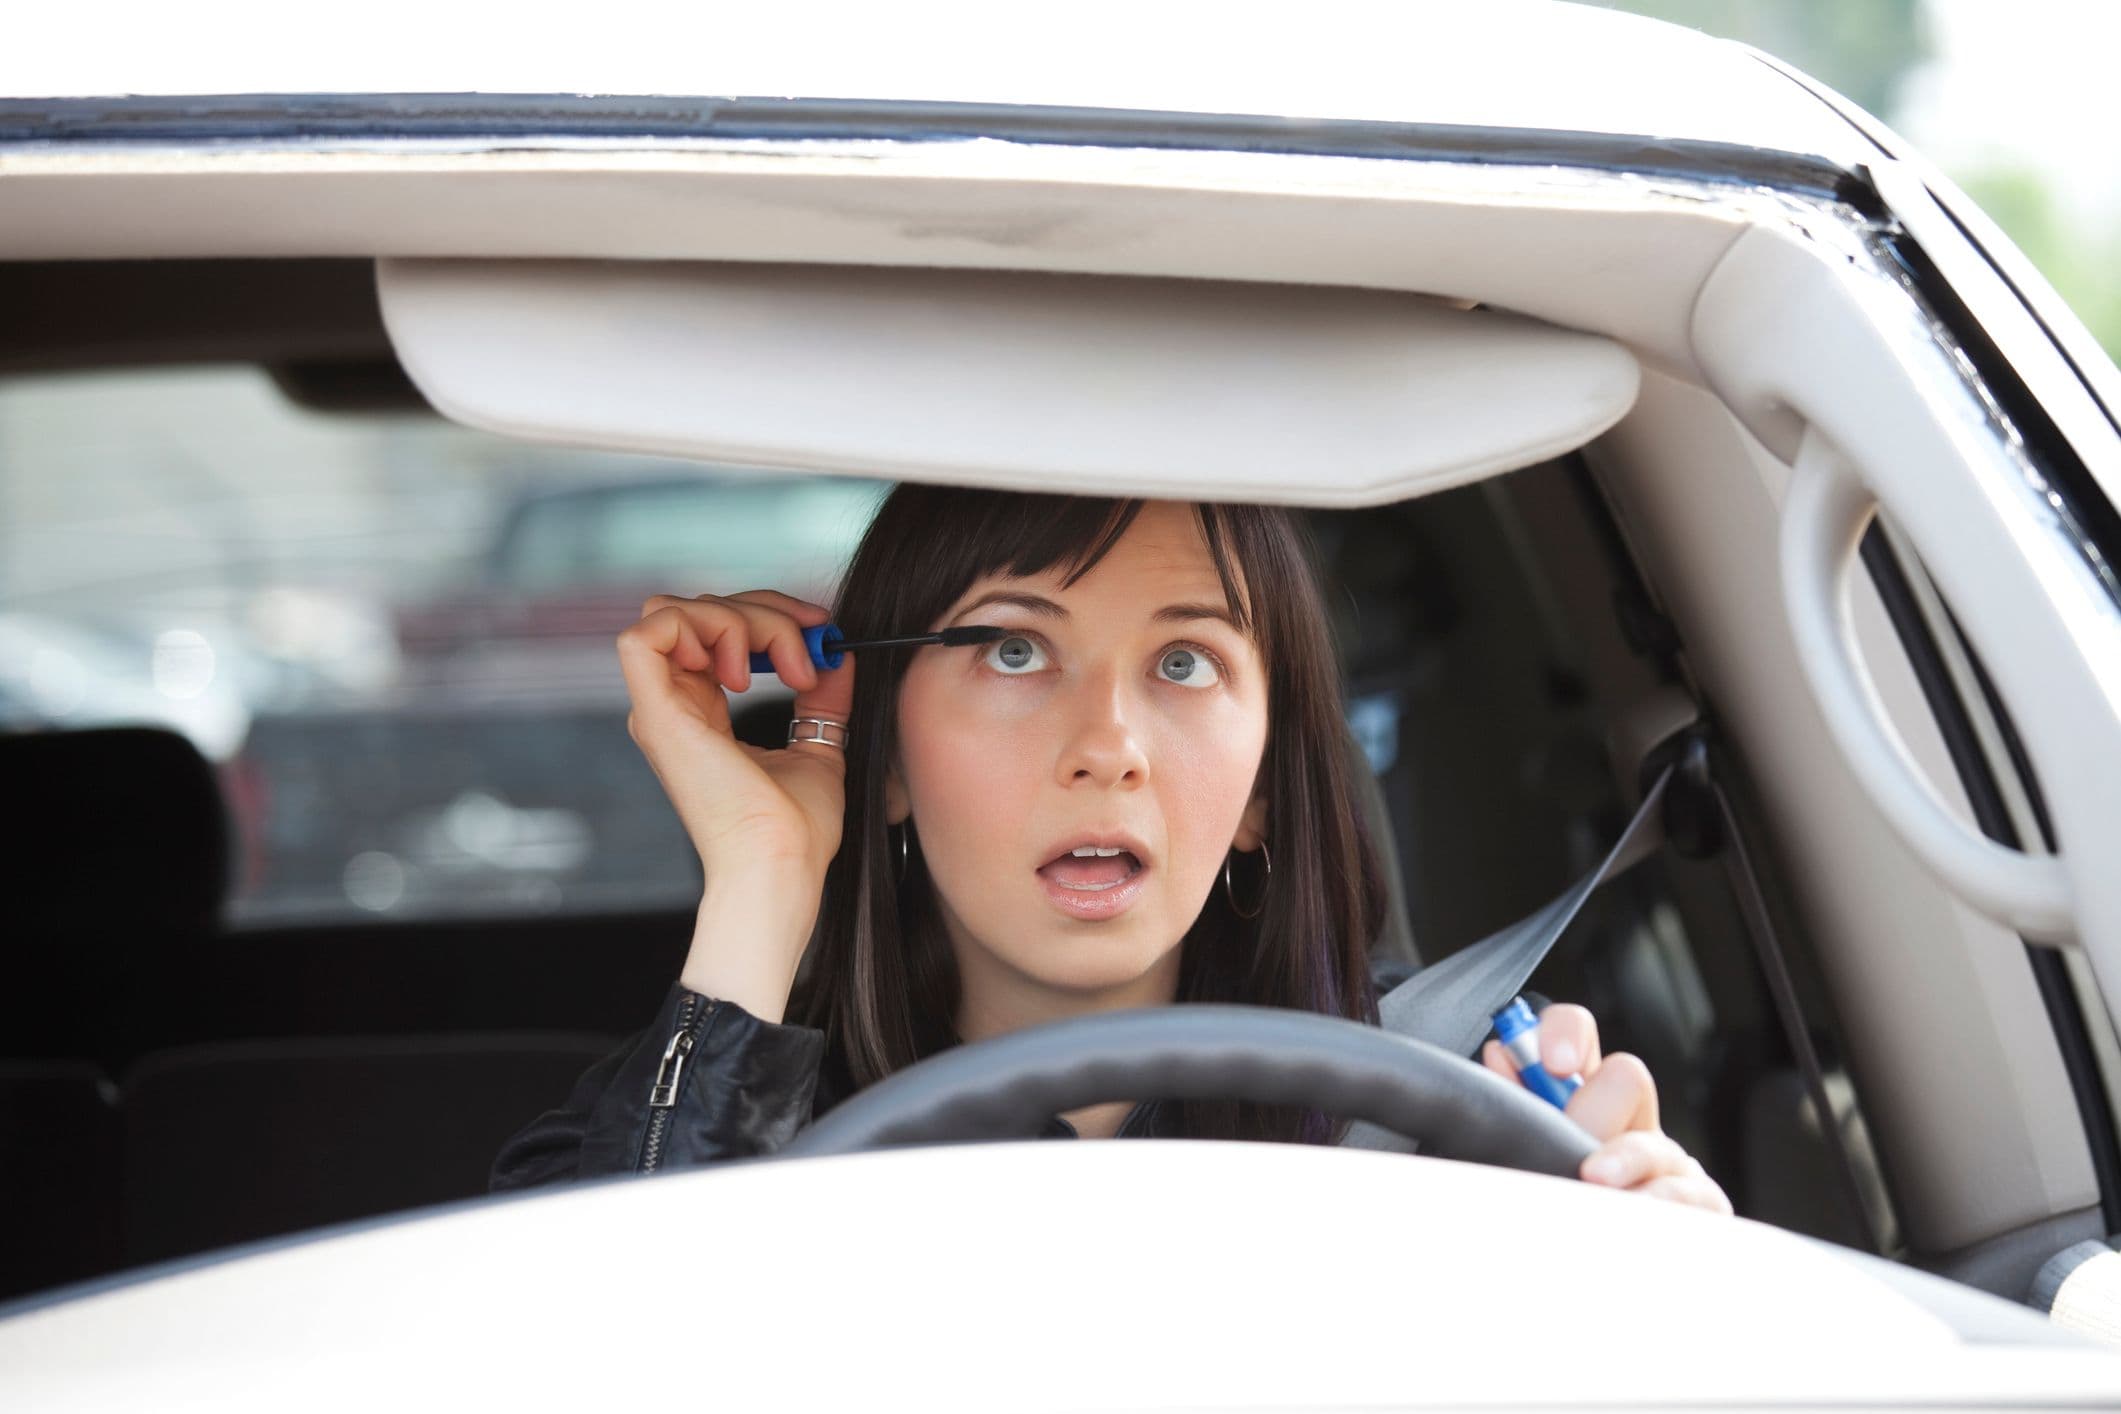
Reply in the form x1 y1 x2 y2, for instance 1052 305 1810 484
6 0 1878 168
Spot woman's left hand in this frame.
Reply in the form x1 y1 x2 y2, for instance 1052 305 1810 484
1481 1003 1733 1216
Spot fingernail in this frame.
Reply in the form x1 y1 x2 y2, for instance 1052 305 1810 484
1584 1154 1625 1185
1546 1038 1577 1074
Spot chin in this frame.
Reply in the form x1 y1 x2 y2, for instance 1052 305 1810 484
990 921 1180 997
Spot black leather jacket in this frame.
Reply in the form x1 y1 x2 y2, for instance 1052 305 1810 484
488 953 1505 1191
491 982 1179 1192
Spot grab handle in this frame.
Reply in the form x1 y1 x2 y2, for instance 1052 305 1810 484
1780 426 2073 940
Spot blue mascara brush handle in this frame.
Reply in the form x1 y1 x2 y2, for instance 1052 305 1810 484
749 623 845 675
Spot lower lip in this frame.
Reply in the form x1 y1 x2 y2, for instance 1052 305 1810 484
1036 863 1148 921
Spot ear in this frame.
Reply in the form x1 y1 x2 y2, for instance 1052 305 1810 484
884 758 911 826
1231 789 1269 853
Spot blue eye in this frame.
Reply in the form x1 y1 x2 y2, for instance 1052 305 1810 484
983 634 1049 675
1158 646 1221 688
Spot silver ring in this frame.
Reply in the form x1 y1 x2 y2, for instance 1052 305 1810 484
787 717 849 750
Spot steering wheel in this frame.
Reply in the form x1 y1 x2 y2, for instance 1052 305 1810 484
777 1004 1597 1179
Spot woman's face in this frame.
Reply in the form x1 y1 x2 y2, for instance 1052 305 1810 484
886 501 1271 1022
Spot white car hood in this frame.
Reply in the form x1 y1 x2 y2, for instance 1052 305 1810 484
3 1141 2115 1410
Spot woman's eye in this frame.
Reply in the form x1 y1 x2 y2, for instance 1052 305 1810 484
982 634 1049 675
1157 646 1221 688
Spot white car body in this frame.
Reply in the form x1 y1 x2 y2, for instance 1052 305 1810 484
7 2 2121 1407
6 1143 2118 1410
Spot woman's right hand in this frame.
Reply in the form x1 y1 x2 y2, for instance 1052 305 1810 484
616 589 856 892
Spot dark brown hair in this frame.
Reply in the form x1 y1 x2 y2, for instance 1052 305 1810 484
786 487 1385 1143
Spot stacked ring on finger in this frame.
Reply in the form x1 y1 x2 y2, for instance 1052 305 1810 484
787 717 849 750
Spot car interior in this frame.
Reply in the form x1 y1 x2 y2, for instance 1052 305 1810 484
2 152 2116 1336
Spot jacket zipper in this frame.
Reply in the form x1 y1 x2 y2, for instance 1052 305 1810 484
641 993 707 1175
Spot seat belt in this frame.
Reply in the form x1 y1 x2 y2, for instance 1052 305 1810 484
1340 763 1671 1152
1343 731 1886 1258
1703 769 1885 1254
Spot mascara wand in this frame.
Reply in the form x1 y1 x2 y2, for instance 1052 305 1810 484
749 624 1007 674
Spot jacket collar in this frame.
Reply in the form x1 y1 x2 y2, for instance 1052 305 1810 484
818 1045 1181 1140
1042 1099 1173 1139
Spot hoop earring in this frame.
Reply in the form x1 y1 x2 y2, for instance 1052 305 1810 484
895 822 913 882
1222 840 1270 920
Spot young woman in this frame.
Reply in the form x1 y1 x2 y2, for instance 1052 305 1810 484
492 488 1730 1212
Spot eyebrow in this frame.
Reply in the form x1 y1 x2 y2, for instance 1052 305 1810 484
1151 601 1245 633
952 590 1245 634
954 590 1068 621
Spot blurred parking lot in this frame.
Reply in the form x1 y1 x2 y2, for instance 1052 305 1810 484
0 364 882 923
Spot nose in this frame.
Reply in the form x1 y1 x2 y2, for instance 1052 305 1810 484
1054 668 1151 791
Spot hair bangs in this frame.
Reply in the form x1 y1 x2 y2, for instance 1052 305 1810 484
874 492 1254 640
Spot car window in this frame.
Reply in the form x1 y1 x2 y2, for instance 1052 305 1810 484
1 357 1893 1269
0 364 884 925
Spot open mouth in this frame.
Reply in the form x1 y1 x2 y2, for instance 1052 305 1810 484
1035 846 1146 892
1032 837 1152 920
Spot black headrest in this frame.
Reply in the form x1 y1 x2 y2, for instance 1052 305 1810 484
4 726 230 938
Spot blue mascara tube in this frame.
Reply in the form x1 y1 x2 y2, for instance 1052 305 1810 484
749 623 846 674
1492 996 1582 1111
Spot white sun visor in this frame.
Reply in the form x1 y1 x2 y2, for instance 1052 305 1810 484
376 259 1641 506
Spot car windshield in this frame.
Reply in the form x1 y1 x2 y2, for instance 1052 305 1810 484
0 364 884 925
0 285 1903 1314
